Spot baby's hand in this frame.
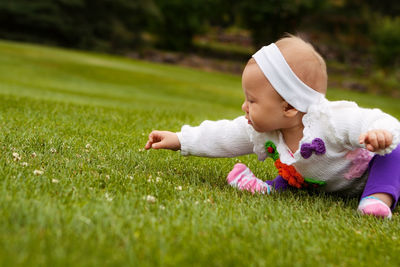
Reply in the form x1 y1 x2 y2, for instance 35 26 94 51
145 131 181 151
359 130 393 152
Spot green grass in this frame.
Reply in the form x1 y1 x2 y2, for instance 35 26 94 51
1 39 400 266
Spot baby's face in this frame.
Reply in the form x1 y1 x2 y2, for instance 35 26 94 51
241 60 286 132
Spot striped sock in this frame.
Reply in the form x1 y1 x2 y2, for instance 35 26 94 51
357 196 392 219
227 163 271 194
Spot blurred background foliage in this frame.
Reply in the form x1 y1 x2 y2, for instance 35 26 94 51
0 0 399 95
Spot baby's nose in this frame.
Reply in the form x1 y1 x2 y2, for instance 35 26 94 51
242 101 248 112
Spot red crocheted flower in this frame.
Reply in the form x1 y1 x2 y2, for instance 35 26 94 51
274 159 305 189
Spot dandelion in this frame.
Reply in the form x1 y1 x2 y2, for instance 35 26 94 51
50 148 57 153
105 193 113 202
146 195 156 203
12 152 21 161
21 162 28 167
33 170 44 175
52 179 59 183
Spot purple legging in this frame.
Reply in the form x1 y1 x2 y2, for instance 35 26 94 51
266 145 400 210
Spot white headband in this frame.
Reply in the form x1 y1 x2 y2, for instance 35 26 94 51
252 43 323 112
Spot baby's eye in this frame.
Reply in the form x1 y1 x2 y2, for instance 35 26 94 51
248 100 255 104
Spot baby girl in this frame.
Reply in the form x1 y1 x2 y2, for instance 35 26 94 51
145 35 400 219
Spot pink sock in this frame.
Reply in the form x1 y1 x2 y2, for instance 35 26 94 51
227 163 271 194
357 196 392 219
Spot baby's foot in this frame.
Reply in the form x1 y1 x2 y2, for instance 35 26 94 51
227 163 271 194
357 196 392 219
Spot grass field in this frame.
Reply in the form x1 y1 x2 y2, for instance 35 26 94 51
1 39 400 266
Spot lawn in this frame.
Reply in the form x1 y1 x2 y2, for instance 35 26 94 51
0 40 400 266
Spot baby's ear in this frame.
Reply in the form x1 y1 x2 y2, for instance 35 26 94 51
282 101 299 117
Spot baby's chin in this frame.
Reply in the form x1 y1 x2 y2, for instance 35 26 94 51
250 125 264 133
251 124 274 133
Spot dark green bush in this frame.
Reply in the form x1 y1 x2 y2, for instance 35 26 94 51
149 0 214 51
370 16 400 68
0 0 158 51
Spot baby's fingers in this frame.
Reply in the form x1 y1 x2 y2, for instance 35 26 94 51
359 133 367 144
145 131 161 150
375 131 387 149
359 130 393 152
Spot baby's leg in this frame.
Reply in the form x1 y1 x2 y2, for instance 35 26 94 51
227 163 289 194
227 163 271 194
358 145 400 219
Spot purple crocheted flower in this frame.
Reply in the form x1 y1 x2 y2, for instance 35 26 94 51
300 138 326 159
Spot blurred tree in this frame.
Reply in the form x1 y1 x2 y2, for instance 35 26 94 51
0 0 158 51
150 0 215 51
238 0 323 47
365 0 400 18
370 16 400 68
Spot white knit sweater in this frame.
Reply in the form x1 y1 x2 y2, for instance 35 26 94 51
177 98 400 195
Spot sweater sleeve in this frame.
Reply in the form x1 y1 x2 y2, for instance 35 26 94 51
176 116 254 158
330 101 400 155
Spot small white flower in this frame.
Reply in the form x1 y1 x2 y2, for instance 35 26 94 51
33 170 44 175
105 193 113 202
175 186 182 191
21 162 28 167
50 148 57 153
156 177 162 183
138 148 145 152
128 176 134 180
159 205 165 210
105 175 110 180
31 152 37 158
146 195 156 203
85 143 91 149
12 152 21 161
52 179 59 183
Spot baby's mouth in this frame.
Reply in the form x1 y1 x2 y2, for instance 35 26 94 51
245 116 252 125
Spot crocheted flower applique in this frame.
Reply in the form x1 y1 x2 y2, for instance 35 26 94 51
344 148 374 180
265 140 326 189
300 138 326 159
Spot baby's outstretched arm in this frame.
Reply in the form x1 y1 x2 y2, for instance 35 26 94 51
145 131 181 151
359 129 393 152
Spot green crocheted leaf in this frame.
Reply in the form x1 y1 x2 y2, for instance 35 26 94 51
265 140 279 161
304 177 326 186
